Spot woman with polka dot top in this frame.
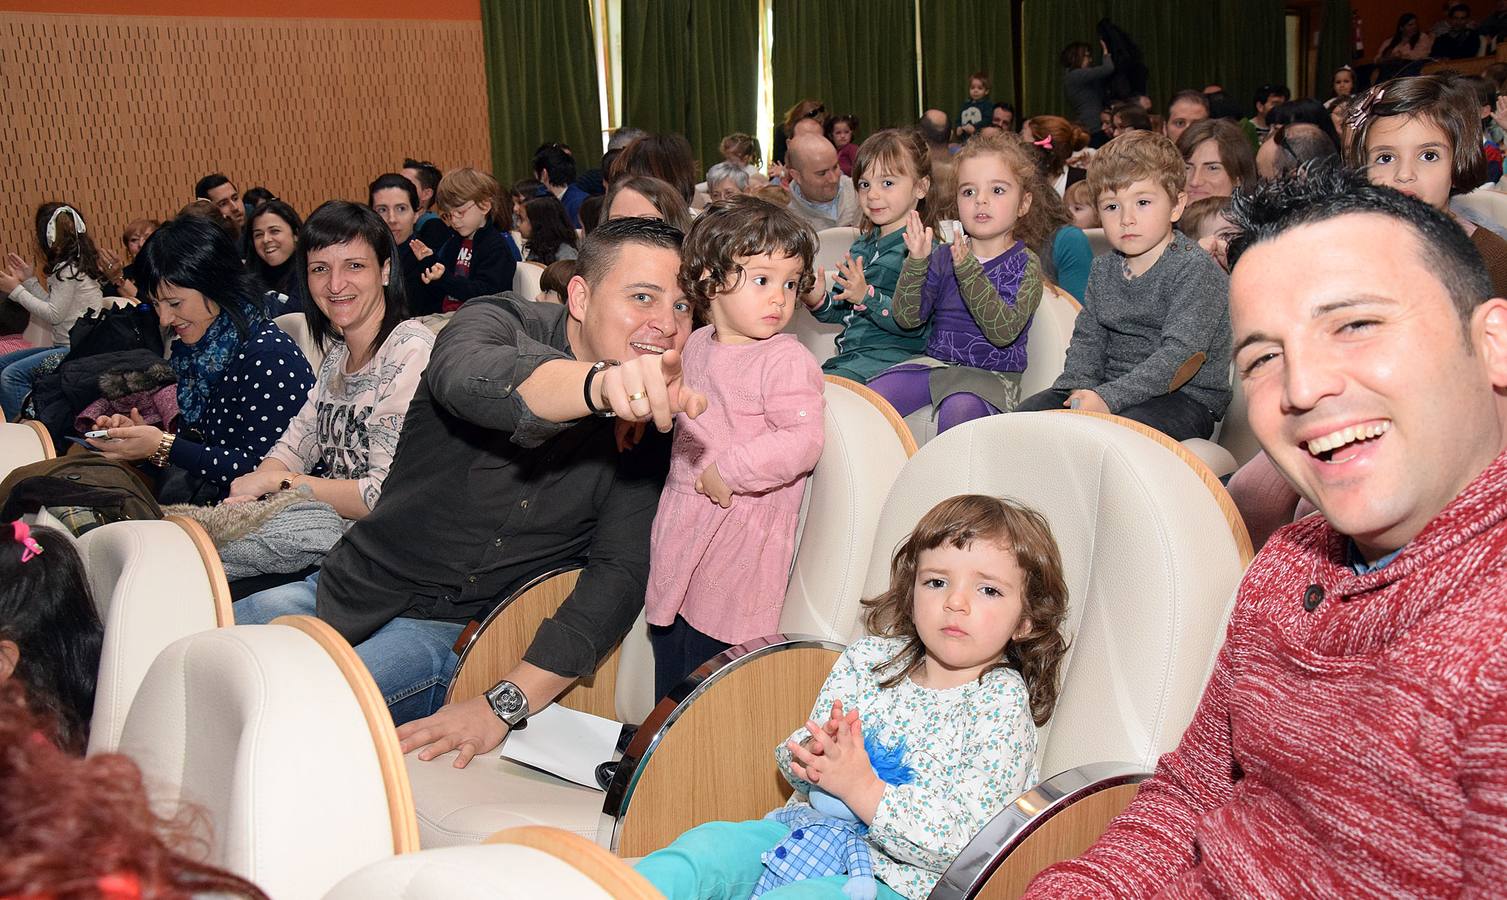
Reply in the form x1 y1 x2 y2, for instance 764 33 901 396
90 215 314 504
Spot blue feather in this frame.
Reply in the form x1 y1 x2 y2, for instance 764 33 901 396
864 730 915 786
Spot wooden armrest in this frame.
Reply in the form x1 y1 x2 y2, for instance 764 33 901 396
444 566 623 719
22 419 56 459
486 826 662 899
602 635 842 857
927 762 1149 900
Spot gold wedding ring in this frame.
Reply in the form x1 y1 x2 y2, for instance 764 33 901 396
627 391 648 402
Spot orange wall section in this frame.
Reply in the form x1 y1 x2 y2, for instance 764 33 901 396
0 0 479 19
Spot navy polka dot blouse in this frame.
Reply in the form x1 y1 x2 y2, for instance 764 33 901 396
168 320 315 486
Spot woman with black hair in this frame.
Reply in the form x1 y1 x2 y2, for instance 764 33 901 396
90 215 313 504
519 194 579 265
227 201 433 520
0 522 103 754
369 172 442 317
244 199 305 316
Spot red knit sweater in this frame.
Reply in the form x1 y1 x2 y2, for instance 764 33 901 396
1027 450 1507 898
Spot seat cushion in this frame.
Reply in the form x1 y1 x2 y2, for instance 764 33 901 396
408 751 607 847
325 843 614 899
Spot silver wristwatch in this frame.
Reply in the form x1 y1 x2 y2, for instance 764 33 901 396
484 680 530 730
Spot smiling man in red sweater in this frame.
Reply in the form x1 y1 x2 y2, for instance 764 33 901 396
1028 167 1507 896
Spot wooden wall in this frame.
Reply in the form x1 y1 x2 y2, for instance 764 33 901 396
0 12 490 266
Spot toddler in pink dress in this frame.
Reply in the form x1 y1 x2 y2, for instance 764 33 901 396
645 196 826 699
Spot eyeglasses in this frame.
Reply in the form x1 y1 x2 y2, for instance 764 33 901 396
804 105 826 120
442 201 476 221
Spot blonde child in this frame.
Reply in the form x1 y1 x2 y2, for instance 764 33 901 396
867 134 1045 433
1063 180 1100 230
800 129 935 383
1180 195 1237 272
636 494 1070 900
413 167 517 312
645 196 826 698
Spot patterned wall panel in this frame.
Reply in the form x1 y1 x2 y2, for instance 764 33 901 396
0 13 490 267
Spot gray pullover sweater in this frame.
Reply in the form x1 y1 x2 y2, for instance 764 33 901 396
1052 230 1232 417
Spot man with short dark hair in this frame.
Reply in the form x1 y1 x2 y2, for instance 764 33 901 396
401 158 454 249
193 173 244 237
1028 166 1507 896
1240 84 1290 147
237 217 704 766
1434 3 1482 57
1255 122 1337 179
1165 90 1211 144
534 143 589 230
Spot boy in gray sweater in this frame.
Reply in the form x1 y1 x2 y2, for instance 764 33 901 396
1018 131 1231 440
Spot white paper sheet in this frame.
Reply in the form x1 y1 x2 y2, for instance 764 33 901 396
499 703 627 791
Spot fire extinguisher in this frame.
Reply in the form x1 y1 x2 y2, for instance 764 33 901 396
1353 11 1364 60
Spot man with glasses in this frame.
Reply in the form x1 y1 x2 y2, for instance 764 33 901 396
1255 122 1338 180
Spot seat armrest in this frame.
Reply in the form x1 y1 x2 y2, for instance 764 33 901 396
926 762 1149 900
1181 438 1238 480
601 634 843 856
445 566 628 720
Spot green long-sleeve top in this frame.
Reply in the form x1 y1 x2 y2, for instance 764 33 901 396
809 227 930 383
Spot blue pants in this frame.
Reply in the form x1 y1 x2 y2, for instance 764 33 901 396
234 571 465 725
0 345 65 421
635 819 906 900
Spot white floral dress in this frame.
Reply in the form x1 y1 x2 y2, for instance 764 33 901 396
773 635 1039 900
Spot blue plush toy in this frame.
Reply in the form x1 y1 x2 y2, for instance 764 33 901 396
752 731 914 900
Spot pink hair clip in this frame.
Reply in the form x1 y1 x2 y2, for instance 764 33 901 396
11 520 44 563
1033 135 1054 150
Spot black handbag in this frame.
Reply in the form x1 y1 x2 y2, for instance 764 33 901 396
64 303 164 362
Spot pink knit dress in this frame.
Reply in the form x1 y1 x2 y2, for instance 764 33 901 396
645 326 825 645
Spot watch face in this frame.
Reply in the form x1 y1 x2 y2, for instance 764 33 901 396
490 684 525 716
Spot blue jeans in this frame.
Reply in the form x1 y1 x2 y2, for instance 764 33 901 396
234 571 465 725
0 345 65 421
636 819 906 900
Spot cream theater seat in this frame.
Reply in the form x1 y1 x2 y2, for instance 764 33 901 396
275 311 324 369
84 516 234 755
513 261 545 301
324 827 660 900
116 617 419 900
602 411 1249 882
0 420 54 480
407 377 913 848
1182 371 1260 479
1082 227 1112 257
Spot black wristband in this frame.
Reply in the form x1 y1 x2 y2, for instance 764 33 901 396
583 359 619 417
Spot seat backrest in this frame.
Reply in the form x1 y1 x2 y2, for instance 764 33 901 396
1452 187 1507 231
782 379 912 638
1082 227 1112 257
513 262 545 301
274 311 324 369
84 517 232 755
1021 285 1081 398
0 420 54 481
118 620 415 900
1217 371 1261 468
859 412 1246 774
814 226 860 274
786 310 843 365
324 844 617 900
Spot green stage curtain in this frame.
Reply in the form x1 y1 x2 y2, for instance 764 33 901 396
482 0 603 183
1022 1 1284 126
1317 0 1355 103
773 0 920 143
920 0 1016 124
622 0 760 174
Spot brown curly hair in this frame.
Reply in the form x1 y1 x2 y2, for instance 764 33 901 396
679 195 818 317
861 495 1070 726
0 680 268 899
